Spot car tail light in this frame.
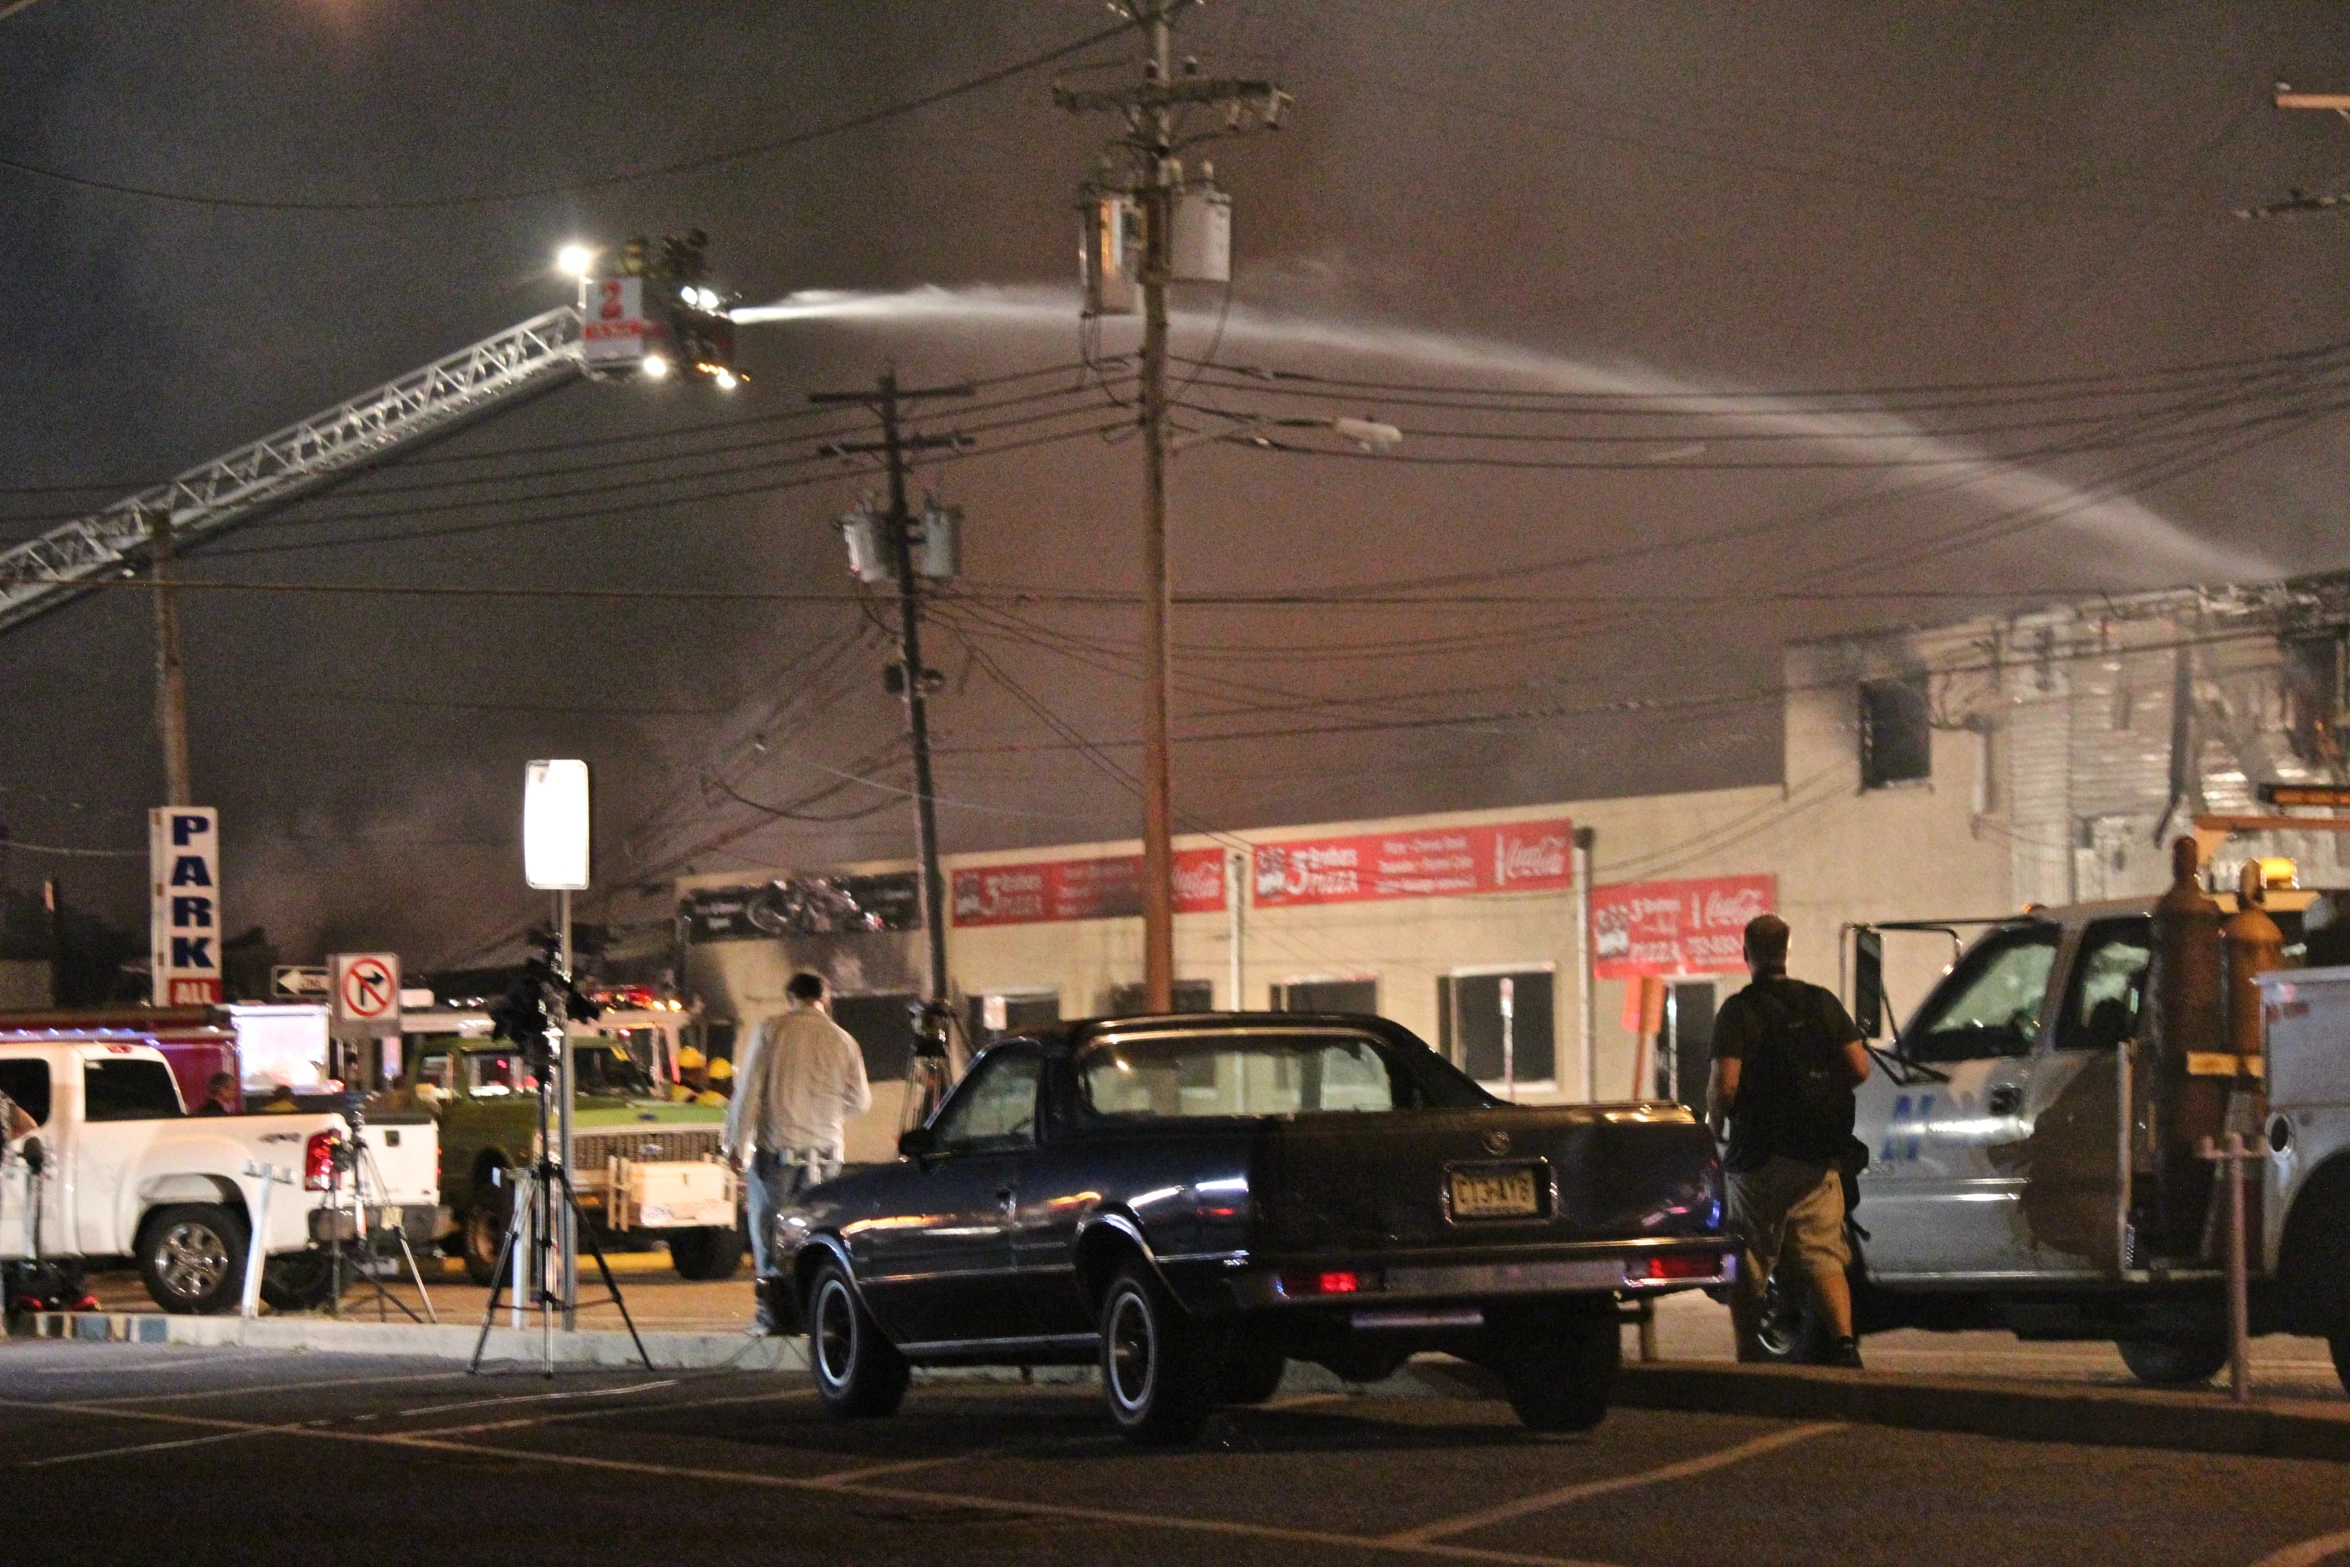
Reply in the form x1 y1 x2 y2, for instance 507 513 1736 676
1629 1253 1721 1282
1277 1269 1363 1298
304 1131 339 1191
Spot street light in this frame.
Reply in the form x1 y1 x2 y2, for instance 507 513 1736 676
555 243 597 280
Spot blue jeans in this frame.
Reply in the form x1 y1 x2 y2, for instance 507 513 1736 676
746 1148 840 1278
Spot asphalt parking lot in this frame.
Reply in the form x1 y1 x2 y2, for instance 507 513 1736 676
6 1341 2350 1567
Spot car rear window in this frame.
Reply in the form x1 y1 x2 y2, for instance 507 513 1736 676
83 1057 186 1121
1079 1031 1398 1118
0 1058 52 1126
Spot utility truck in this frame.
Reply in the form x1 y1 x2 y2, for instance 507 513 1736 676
401 1005 740 1283
0 1035 439 1314
1775 834 2350 1392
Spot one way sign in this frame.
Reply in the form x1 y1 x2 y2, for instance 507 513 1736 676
330 952 402 1036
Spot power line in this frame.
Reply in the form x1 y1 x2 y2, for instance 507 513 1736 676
0 21 1133 213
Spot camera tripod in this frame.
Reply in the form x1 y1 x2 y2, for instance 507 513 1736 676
317 1095 437 1324
468 1015 651 1375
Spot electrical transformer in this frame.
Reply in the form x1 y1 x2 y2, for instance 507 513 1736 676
1081 191 1142 316
1170 184 1232 284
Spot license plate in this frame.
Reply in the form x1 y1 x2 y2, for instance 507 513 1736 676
1448 1164 1542 1220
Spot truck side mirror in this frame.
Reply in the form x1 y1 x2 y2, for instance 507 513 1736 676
1853 928 1885 1041
897 1126 934 1158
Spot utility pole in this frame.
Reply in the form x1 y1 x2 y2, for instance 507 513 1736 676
147 508 192 806
1058 1 1287 1011
812 368 971 1003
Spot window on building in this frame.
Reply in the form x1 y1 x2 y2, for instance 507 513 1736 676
1860 674 1933 789
83 1057 185 1120
1437 970 1555 1089
968 990 1062 1048
1272 978 1378 1017
829 992 919 1082
1106 980 1215 1017
2283 632 2346 767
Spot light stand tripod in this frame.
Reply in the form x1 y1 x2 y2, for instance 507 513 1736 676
469 952 650 1375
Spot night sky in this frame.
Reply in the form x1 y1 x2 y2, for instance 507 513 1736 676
5 1 2350 969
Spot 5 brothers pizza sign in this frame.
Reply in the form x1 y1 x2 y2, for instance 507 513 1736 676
952 848 1228 927
1251 818 1575 908
1591 875 1775 979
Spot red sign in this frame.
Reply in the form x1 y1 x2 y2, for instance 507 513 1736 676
1592 875 1775 979
952 848 1227 927
1250 818 1574 908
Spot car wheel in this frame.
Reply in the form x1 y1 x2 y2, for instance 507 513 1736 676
259 1248 341 1313
666 1225 744 1282
1751 1260 1838 1365
807 1260 908 1419
136 1203 249 1316
1493 1304 1619 1433
462 1177 514 1288
1099 1262 1210 1444
2118 1334 2229 1387
1213 1343 1288 1406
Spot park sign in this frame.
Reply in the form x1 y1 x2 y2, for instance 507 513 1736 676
150 807 222 1006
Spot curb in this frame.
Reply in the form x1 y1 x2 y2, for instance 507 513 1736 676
11 1311 805 1372
1616 1361 2350 1462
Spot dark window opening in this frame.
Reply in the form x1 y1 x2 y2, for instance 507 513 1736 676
1106 980 1215 1017
969 991 1062 1048
2283 632 2346 768
1860 675 1932 789
1665 982 1716 1113
1444 971 1555 1086
1272 979 1377 1017
829 992 918 1083
83 1057 186 1120
0 1059 53 1125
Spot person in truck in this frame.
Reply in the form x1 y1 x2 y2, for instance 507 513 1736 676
725 972 871 1335
1706 913 1872 1369
195 1072 240 1116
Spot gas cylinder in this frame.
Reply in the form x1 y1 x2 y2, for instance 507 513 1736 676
2224 860 2286 1075
2147 835 2226 1257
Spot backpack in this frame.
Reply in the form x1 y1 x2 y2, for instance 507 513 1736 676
1740 982 1857 1165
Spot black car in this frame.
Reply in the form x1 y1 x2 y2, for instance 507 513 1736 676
775 1012 1729 1443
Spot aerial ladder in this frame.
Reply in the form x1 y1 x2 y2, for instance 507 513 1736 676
0 232 736 637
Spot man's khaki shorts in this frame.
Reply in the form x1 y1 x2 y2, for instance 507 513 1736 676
1726 1156 1849 1286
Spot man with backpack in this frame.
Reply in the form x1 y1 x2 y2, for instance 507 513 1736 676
1706 913 1873 1368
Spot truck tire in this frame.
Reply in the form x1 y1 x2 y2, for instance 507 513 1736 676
260 1249 341 1313
666 1225 743 1282
1492 1304 1619 1433
2118 1334 2228 1387
1100 1261 1210 1444
136 1203 249 1316
462 1179 514 1288
807 1260 908 1419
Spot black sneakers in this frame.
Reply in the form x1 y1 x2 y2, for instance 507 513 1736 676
1828 1336 1865 1370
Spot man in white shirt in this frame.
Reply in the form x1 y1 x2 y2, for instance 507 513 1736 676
724 971 872 1333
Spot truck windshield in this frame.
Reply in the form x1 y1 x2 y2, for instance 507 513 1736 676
1080 1031 1398 1117
573 1047 655 1098
1903 923 2061 1063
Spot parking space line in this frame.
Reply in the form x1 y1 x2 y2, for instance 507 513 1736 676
2251 1529 2350 1567
392 1378 679 1418
87 1369 476 1406
1385 1421 1845 1546
426 1385 817 1436
25 1354 267 1377
379 1433 1621 1566
21 1421 308 1469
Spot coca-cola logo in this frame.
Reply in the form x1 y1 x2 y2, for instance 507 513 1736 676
1702 886 1769 926
1495 832 1569 883
1171 859 1223 903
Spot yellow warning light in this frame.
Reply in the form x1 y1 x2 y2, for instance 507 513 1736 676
2259 856 2299 890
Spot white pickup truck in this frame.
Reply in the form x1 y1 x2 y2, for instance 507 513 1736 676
0 1036 439 1314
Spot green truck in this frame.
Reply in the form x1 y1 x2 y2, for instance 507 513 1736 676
400 1006 742 1283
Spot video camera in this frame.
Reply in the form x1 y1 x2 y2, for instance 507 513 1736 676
486 930 607 1072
